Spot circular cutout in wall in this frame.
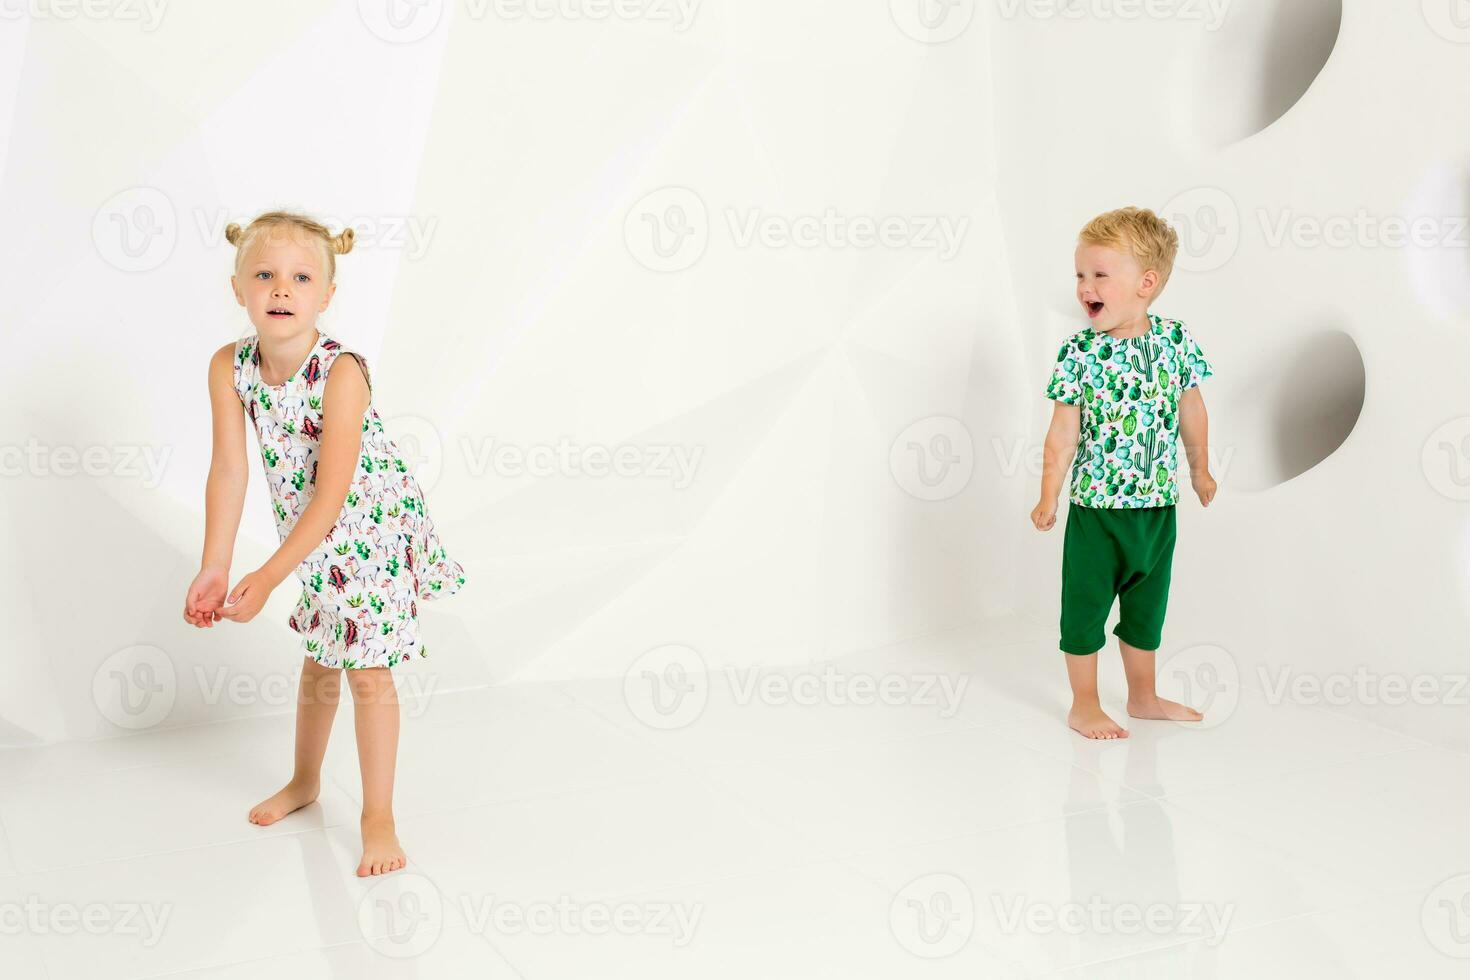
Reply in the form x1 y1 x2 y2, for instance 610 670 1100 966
1226 327 1364 492
1180 0 1343 147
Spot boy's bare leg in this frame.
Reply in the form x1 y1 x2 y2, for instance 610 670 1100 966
249 656 341 825
347 666 407 876
1065 651 1128 739
1121 639 1204 721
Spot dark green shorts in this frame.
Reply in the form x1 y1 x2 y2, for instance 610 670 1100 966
1060 504 1177 655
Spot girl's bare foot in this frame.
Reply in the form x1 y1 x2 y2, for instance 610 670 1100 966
248 776 321 826
1068 703 1129 739
1127 695 1203 722
359 814 407 876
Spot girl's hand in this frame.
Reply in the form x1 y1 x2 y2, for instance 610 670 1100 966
217 568 279 624
184 567 230 628
1031 499 1058 531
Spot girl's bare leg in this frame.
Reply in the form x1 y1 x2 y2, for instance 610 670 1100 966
249 656 342 825
346 665 407 876
1065 651 1128 739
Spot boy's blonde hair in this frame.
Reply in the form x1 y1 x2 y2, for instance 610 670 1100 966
1079 206 1179 297
225 210 355 281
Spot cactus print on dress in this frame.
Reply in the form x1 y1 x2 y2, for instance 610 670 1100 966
233 330 466 669
1045 313 1213 509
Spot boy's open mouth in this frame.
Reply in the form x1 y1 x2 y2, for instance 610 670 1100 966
1086 301 1104 318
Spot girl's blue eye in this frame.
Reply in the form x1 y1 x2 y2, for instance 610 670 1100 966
256 271 271 280
296 274 310 282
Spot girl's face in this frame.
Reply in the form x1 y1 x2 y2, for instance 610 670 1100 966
231 229 336 335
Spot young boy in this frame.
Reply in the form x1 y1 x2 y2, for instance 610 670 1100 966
1032 206 1217 740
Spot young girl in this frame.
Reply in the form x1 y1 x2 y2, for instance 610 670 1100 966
181 210 467 876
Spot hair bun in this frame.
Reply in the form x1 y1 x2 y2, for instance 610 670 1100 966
224 222 243 246
334 227 356 255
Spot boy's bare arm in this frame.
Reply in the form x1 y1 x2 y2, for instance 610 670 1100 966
1178 387 1217 506
1032 402 1080 530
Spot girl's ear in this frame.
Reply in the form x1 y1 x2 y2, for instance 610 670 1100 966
230 274 245 305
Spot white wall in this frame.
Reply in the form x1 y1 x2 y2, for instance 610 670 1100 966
2 0 1465 751
996 0 1470 751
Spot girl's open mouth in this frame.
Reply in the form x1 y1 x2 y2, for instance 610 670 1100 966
1086 301 1104 318
267 309 294 318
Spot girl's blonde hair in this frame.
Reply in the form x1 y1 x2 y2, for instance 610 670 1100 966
1079 206 1179 295
224 210 355 280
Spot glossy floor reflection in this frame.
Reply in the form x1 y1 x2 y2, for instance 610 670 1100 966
0 620 1459 978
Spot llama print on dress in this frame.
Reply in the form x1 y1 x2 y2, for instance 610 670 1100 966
233 330 466 669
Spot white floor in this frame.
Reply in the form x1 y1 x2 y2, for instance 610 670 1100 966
1 619 1463 978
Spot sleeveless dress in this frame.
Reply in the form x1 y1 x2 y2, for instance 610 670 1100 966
232 329 466 669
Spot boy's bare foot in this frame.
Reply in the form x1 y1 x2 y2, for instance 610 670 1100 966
1127 695 1203 722
248 776 321 826
358 814 407 876
1068 703 1129 739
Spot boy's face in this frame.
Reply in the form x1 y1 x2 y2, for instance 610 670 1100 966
1075 242 1158 333
230 229 336 335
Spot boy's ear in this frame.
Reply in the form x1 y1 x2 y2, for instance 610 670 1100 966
1138 268 1160 298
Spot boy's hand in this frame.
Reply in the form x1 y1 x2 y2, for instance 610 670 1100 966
1031 499 1059 531
217 567 279 624
1192 471 1218 507
183 567 229 628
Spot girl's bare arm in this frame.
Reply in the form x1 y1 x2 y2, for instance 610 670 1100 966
258 354 370 586
202 343 250 572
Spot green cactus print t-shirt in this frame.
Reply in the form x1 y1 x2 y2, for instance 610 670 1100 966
1045 313 1213 509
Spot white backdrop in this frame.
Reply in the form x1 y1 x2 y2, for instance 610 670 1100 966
2 0 1466 752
